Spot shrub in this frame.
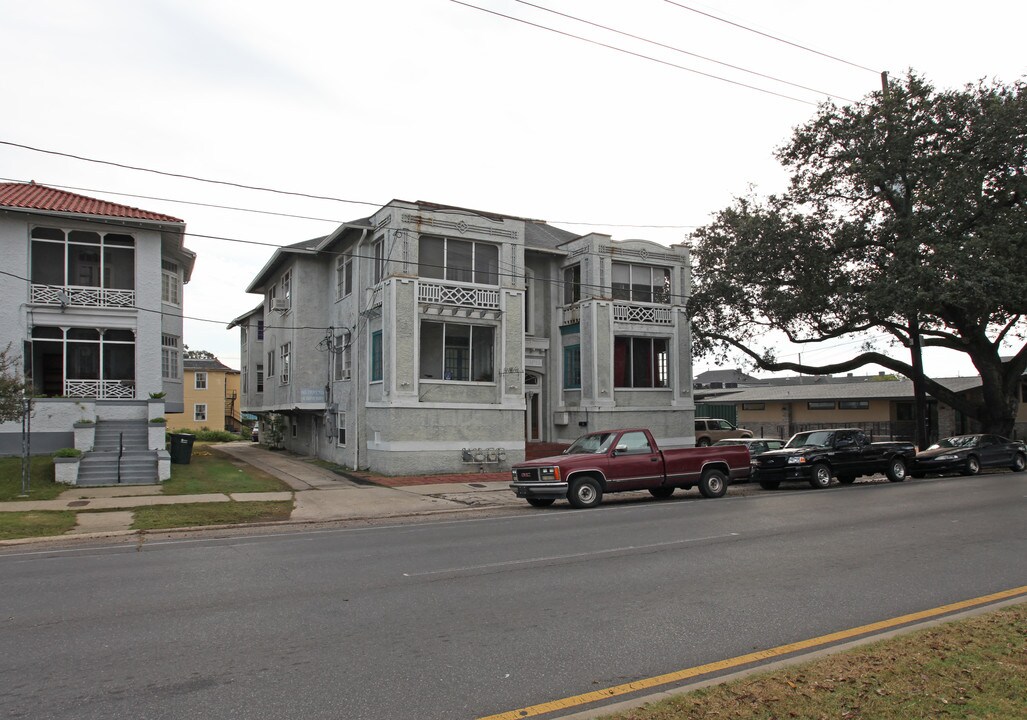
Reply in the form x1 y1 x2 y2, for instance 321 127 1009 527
52 447 82 458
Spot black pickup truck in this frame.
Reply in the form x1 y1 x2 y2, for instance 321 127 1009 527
753 428 915 489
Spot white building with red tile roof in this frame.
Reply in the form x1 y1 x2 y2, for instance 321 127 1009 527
0 182 195 482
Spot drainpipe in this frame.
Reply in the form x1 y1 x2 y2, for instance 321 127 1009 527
352 228 369 472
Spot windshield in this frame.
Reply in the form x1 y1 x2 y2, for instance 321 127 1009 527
566 432 617 454
785 431 835 449
931 435 980 450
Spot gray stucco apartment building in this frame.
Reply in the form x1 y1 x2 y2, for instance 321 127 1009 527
232 200 697 475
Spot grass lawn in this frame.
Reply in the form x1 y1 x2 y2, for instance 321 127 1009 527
131 500 294 530
599 603 1027 720
0 510 77 539
0 456 67 501
162 443 291 495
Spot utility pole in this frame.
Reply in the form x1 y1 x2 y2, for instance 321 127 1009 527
883 70 929 449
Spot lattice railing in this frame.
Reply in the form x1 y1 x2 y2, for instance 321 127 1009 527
64 380 136 399
31 284 135 308
613 303 673 325
418 281 500 309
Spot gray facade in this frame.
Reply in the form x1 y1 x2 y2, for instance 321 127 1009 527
233 200 697 475
0 183 193 455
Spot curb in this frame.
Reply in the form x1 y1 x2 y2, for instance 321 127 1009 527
0 501 509 548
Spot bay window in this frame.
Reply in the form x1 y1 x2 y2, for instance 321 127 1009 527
420 321 495 382
612 263 671 304
614 337 669 388
418 235 499 285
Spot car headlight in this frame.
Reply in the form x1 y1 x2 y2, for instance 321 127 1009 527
934 454 959 461
540 466 561 481
787 456 806 464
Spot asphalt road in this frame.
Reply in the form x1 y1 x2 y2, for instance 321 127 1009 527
1 472 1025 720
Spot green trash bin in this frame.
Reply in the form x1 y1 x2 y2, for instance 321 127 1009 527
169 433 196 464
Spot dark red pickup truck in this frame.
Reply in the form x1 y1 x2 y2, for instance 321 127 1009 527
510 428 751 509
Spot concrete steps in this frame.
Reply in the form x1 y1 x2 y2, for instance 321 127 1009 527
79 420 159 486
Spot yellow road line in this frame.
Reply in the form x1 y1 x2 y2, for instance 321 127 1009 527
479 585 1027 720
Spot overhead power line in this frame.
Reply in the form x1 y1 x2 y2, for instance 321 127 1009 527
449 0 819 106
663 0 880 75
0 140 382 208
511 0 854 102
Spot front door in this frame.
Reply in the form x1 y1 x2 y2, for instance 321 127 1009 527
525 373 541 442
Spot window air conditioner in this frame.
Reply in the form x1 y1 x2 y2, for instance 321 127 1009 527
271 299 289 313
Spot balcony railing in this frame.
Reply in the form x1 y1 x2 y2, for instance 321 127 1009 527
32 284 135 309
613 303 673 325
418 281 500 309
64 380 136 399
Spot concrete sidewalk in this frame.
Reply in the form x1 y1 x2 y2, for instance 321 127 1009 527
0 442 520 541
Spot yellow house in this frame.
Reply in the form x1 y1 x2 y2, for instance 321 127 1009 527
178 358 242 432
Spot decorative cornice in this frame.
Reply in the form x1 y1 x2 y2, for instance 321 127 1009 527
599 245 680 263
402 213 518 239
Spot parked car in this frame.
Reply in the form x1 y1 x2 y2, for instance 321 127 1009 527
694 417 752 446
912 434 1027 477
753 428 915 489
510 428 751 508
714 438 785 455
714 438 785 483
251 426 259 442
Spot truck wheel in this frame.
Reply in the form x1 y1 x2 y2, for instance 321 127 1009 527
1011 453 1026 472
527 498 555 507
697 437 711 447
759 480 780 490
886 457 907 482
698 469 728 498
838 475 856 485
809 463 832 489
648 487 675 499
960 456 980 476
567 477 603 509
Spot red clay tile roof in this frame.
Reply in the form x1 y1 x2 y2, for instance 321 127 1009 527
0 182 183 223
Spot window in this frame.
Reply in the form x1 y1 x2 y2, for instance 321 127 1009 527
613 337 669 388
373 237 385 283
337 412 346 446
419 322 494 382
371 331 383 382
29 327 137 397
563 345 581 389
281 270 291 307
256 365 264 393
194 372 208 390
839 400 869 410
267 284 276 311
524 271 533 334
194 404 207 422
611 262 671 304
336 254 353 299
257 320 264 341
808 401 836 410
30 226 136 295
266 350 274 379
742 403 765 411
162 335 179 379
617 431 653 454
418 235 499 285
334 331 352 380
563 264 581 304
161 260 179 305
280 343 291 384
242 367 248 394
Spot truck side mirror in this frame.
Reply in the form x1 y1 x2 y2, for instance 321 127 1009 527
614 444 628 454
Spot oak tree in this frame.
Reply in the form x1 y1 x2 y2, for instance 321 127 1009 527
691 73 1027 436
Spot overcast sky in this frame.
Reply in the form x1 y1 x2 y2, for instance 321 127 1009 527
3 1 1024 378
